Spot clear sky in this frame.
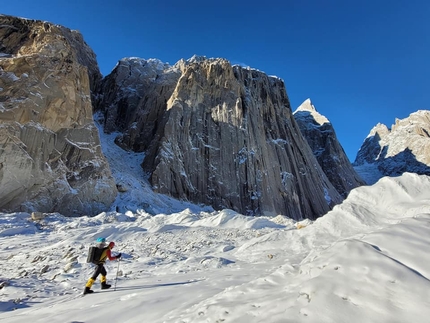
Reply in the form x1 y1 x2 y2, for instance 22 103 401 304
2 0 429 161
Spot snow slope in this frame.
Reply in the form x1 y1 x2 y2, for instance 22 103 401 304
1 118 430 322
93 113 214 216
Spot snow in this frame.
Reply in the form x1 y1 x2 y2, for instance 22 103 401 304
294 98 330 126
1 120 430 322
122 57 170 72
269 138 288 145
93 114 207 215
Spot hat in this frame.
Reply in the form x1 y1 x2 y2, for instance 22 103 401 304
96 237 106 243
108 241 115 249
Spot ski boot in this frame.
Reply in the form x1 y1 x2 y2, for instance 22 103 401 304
83 287 94 295
101 282 111 290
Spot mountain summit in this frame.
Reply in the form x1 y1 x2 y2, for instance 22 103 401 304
294 99 365 197
353 110 430 179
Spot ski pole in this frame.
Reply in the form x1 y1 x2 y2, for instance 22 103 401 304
114 258 121 291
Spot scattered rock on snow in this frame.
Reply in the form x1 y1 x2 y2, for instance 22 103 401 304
31 212 47 221
63 262 77 273
40 264 49 274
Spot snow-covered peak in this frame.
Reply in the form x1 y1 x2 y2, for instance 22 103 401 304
115 57 172 73
294 99 329 126
367 122 390 139
296 98 315 111
187 54 208 63
354 110 430 180
392 110 430 133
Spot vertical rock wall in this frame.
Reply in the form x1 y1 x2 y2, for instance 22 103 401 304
96 58 181 152
100 56 343 219
0 15 117 216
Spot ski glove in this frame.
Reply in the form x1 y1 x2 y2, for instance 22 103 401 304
116 253 122 259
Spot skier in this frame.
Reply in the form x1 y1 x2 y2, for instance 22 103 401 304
83 237 122 295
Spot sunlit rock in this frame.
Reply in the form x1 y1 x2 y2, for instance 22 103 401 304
100 56 343 219
0 15 117 216
353 110 430 176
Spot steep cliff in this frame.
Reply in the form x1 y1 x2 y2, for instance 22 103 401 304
0 15 117 216
100 56 342 219
353 110 430 177
96 57 181 151
294 99 365 197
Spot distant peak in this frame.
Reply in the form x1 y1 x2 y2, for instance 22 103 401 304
294 99 329 125
296 98 315 112
367 123 390 138
188 55 207 63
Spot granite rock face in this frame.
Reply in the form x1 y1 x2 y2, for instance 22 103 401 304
294 99 365 197
0 15 117 216
353 110 430 176
96 57 181 152
100 56 342 219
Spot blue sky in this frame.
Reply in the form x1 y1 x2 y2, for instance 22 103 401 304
2 0 429 161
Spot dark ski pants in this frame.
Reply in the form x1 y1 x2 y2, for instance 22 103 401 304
91 263 107 281
85 263 108 288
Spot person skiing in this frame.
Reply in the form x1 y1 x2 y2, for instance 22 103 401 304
83 237 121 295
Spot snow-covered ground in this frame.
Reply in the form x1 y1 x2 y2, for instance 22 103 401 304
1 121 430 322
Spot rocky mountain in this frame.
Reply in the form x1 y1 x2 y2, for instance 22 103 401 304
293 99 365 197
0 15 117 216
353 110 430 177
98 56 343 219
96 57 181 151
2 15 388 220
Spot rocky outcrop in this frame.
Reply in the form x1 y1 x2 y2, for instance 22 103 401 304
100 56 342 219
353 123 390 166
353 110 430 176
96 57 181 152
0 15 117 216
294 99 365 197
